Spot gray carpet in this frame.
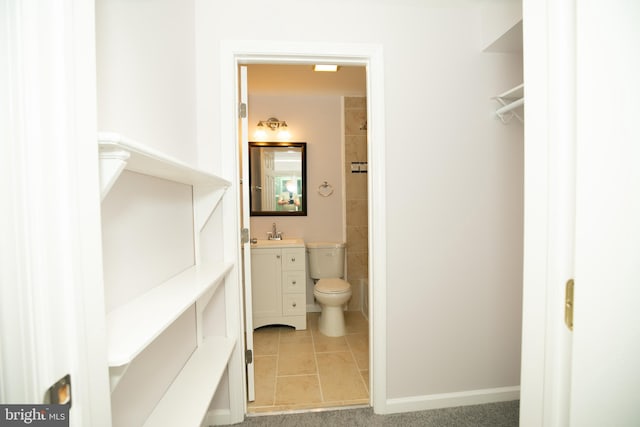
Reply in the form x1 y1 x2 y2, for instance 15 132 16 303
229 401 519 426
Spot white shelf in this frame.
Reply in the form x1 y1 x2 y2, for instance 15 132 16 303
493 83 524 123
98 132 231 206
106 261 233 367
142 336 236 427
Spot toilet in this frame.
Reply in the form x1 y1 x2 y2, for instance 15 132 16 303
307 242 352 337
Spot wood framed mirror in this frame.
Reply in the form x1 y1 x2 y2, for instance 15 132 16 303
249 141 307 216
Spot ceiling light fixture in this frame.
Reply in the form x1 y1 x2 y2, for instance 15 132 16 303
314 64 339 72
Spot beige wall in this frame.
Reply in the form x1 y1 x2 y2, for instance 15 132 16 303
248 95 344 244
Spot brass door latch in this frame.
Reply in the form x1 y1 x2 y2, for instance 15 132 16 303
565 279 574 331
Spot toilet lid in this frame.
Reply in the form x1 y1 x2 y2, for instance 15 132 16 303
315 278 350 293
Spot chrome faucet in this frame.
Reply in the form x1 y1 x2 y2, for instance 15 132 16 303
267 222 283 240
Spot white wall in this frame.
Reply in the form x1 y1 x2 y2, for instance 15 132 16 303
93 0 524 415
196 0 524 403
95 0 197 164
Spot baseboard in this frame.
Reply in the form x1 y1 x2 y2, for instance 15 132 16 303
307 303 321 313
203 408 233 426
382 386 520 415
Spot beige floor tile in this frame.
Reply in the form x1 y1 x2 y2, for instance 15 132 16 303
346 333 369 370
344 311 368 334
275 375 322 405
313 334 349 353
316 352 368 402
277 351 317 376
249 356 277 407
360 369 370 392
280 326 312 340
307 312 320 330
253 327 280 356
278 336 313 354
249 311 369 414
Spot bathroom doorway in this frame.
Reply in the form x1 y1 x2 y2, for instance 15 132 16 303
236 59 377 415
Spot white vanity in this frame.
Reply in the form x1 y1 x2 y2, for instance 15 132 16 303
251 239 307 330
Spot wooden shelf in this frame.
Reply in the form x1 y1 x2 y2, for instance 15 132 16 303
98 132 231 201
106 262 233 367
142 336 236 427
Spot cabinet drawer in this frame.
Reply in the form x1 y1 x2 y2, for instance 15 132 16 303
282 294 306 316
283 271 305 293
282 249 305 271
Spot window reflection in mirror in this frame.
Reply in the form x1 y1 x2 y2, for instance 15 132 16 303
249 142 307 216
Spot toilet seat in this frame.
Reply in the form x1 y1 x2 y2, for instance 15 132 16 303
315 278 350 293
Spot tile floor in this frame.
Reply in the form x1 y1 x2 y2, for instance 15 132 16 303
248 311 369 413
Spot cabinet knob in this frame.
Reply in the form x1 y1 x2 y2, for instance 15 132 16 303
292 302 297 307
292 280 297 285
291 257 296 262
276 255 281 259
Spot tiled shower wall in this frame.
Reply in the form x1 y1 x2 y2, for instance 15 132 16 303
344 97 368 313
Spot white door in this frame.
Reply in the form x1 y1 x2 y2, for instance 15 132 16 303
240 65 256 402
570 1 640 425
0 1 111 424
261 150 277 211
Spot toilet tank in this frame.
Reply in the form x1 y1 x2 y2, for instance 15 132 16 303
306 242 346 279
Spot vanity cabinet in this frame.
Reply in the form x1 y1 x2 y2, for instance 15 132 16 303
251 244 306 330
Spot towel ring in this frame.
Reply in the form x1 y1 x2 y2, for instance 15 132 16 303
318 181 334 197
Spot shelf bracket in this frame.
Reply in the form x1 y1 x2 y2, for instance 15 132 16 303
194 185 228 232
99 147 130 200
195 284 219 346
108 364 130 393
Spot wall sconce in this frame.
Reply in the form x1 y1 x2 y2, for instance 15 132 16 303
255 117 290 140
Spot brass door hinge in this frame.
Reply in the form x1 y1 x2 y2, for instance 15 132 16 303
565 279 574 331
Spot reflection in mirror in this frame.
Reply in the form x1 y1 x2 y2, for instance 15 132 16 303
249 142 307 216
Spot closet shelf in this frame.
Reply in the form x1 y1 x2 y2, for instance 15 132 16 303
98 132 231 200
493 83 524 123
142 336 236 427
106 261 234 368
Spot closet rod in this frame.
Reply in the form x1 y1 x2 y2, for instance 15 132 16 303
496 97 524 116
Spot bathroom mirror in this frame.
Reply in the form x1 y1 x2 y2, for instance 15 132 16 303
249 141 307 216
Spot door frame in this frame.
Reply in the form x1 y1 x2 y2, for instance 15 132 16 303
220 40 388 414
520 0 576 425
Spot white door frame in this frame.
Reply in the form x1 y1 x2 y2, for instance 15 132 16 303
520 0 576 425
220 40 388 414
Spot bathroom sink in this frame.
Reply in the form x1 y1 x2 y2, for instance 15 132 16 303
251 238 305 248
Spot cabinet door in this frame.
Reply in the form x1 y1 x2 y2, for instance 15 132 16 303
250 249 282 318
